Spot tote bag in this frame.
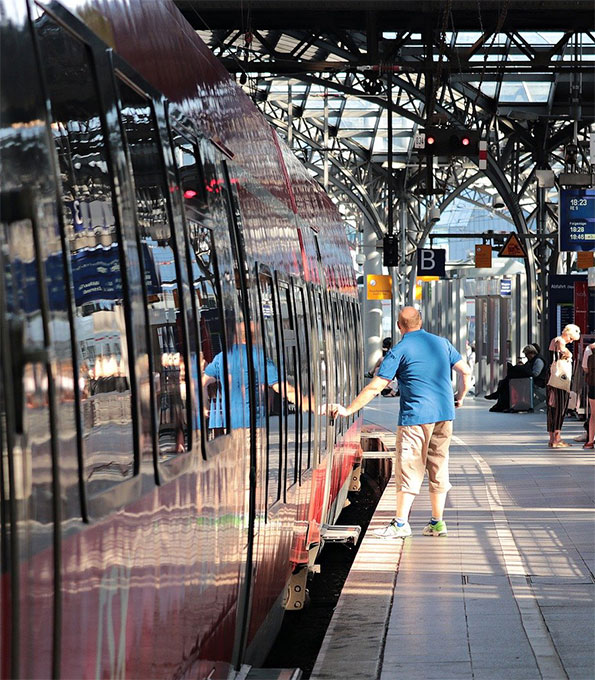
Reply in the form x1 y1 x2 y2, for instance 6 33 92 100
547 358 572 391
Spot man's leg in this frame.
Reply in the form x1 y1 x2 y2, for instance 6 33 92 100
396 490 416 522
430 490 447 521
423 421 453 536
374 425 426 539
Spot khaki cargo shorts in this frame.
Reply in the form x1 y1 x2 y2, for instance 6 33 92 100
395 420 453 495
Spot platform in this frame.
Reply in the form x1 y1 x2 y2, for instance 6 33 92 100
312 396 595 680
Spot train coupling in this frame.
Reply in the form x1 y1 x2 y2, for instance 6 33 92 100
320 524 361 546
236 665 302 679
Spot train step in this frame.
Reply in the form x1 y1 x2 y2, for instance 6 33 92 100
320 524 362 545
360 428 396 458
239 666 302 679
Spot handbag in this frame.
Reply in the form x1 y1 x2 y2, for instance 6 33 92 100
547 358 572 391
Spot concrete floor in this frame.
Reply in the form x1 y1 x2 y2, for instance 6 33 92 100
311 397 595 680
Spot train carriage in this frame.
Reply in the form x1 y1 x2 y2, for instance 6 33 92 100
0 1 362 678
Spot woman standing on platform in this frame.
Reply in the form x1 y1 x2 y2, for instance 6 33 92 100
547 324 581 448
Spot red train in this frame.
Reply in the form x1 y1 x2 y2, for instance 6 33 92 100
0 1 363 677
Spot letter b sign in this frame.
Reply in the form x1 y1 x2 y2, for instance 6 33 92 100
417 248 446 277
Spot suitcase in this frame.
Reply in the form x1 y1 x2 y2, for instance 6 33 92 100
509 377 533 412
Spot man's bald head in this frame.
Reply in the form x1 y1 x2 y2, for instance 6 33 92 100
398 307 422 332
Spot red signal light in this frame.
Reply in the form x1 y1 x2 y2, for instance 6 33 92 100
426 135 436 146
461 136 470 147
184 189 198 199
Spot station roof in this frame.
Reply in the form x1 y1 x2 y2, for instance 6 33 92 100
176 0 594 264
177 1 594 31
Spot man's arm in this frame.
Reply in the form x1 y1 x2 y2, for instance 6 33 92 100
330 376 390 417
453 359 472 408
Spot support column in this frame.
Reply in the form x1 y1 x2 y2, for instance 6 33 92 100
361 219 383 374
399 197 408 307
536 184 549 354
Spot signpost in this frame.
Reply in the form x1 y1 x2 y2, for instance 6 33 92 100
500 278 512 297
498 233 527 258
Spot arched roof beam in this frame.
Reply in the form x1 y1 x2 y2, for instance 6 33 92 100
265 115 385 236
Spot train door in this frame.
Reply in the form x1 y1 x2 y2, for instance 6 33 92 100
276 276 300 492
0 189 61 680
292 281 313 479
312 289 329 464
0 5 71 675
218 160 263 668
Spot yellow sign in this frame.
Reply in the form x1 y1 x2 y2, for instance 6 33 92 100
499 233 527 258
417 275 439 282
577 251 594 269
475 244 492 268
367 274 392 300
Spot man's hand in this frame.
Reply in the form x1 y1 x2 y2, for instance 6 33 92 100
454 396 464 409
322 403 349 418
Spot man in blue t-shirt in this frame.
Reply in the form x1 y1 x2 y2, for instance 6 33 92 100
330 306 471 539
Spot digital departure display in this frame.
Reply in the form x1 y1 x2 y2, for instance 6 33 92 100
559 187 595 252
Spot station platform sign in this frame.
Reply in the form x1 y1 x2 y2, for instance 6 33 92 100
559 188 595 252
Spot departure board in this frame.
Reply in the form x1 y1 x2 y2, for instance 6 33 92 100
559 188 595 251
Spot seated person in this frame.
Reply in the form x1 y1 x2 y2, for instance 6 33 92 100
485 344 547 412
366 337 393 378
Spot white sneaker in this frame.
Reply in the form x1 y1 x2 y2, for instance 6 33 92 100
574 433 587 442
373 519 412 539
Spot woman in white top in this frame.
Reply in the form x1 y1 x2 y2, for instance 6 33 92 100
547 324 581 448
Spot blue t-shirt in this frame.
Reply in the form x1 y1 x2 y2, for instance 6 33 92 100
204 345 279 429
377 329 462 426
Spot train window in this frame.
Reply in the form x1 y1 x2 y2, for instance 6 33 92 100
294 284 313 474
36 19 135 495
333 300 343 402
278 282 298 488
258 272 282 507
344 299 355 426
353 302 363 396
172 132 229 440
314 291 328 457
332 298 346 435
116 78 188 459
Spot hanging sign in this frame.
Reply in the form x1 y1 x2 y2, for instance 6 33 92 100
475 244 492 268
559 188 595 252
366 274 392 300
499 233 527 258
577 251 595 269
417 248 446 277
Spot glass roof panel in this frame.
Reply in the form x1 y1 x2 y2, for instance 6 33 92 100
518 31 566 45
498 81 551 103
470 82 498 97
371 136 409 153
377 111 416 130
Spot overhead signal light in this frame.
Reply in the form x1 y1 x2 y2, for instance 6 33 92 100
420 128 479 156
